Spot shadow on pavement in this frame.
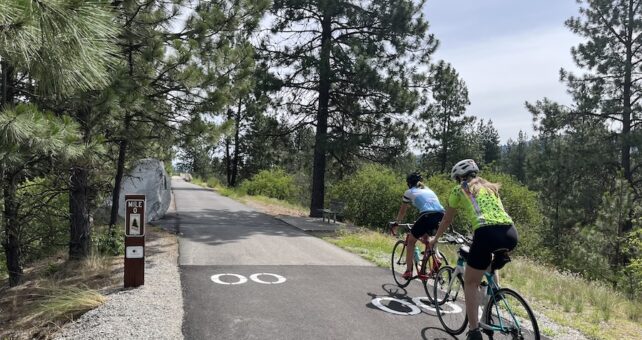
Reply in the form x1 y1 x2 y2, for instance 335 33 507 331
176 208 312 246
421 327 457 340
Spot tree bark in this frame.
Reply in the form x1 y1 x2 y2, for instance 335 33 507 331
231 97 242 187
309 11 332 217
225 106 233 186
3 176 22 286
1 60 21 286
69 165 91 259
1 61 14 106
69 106 92 260
109 137 128 229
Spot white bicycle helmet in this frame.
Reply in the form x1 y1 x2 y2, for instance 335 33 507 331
451 159 479 180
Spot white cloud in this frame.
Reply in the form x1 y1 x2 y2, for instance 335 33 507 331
432 27 583 142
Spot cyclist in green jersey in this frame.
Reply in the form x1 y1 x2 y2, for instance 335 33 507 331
428 159 518 340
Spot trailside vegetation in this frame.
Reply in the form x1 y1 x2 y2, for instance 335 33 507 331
0 0 640 333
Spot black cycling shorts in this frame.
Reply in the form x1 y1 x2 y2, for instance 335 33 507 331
411 212 444 239
468 225 518 270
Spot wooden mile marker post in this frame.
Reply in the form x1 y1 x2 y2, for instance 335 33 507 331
124 194 145 287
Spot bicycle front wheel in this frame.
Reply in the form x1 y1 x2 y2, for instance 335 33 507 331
391 240 410 287
420 252 450 304
484 287 540 340
434 266 468 335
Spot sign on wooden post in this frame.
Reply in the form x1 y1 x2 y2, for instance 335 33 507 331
124 194 145 288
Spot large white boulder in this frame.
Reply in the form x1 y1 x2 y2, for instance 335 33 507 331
118 159 171 222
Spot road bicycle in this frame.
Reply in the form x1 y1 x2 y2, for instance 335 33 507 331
433 229 540 339
388 222 450 304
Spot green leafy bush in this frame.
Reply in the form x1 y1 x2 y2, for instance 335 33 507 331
206 177 222 189
239 168 297 201
329 164 408 229
92 226 124 256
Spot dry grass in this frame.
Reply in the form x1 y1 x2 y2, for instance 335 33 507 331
0 252 121 339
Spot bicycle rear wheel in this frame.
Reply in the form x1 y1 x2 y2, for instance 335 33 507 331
484 287 540 340
434 266 467 335
391 240 410 287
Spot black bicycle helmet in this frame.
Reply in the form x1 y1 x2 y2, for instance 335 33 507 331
406 172 423 188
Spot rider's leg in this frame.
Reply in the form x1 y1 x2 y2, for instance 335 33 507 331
405 234 418 274
464 266 485 330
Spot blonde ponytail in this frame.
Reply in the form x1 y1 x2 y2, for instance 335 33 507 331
467 177 501 196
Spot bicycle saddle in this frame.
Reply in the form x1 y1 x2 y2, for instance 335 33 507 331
491 249 511 271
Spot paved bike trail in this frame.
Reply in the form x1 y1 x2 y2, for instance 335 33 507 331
174 178 460 339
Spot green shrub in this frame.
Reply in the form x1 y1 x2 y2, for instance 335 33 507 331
206 177 222 188
329 164 409 229
92 226 125 256
239 168 297 201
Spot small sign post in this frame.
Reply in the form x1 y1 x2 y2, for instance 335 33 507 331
124 194 145 288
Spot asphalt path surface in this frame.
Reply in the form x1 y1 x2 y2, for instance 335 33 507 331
174 178 462 339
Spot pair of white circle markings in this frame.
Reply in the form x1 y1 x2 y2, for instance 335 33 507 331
210 273 286 285
371 297 463 316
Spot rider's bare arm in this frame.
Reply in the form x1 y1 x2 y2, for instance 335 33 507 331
396 203 409 223
430 207 457 246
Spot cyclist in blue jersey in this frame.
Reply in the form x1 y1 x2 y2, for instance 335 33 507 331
393 172 445 279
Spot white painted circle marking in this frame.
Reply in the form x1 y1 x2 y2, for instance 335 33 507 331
412 297 463 314
249 273 286 284
210 273 248 285
372 297 421 316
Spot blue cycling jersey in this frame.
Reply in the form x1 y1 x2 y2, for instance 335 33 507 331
402 187 445 214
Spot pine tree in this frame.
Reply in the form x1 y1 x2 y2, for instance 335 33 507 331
262 0 438 216
563 0 642 229
1 0 117 285
502 131 529 183
420 60 473 173
477 119 501 166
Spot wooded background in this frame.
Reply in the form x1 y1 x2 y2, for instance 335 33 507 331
0 0 640 299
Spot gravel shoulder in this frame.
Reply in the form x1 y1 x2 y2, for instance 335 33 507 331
54 229 183 340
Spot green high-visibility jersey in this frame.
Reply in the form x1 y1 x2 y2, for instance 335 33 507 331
447 184 513 231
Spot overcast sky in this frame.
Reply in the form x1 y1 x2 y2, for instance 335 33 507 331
424 0 583 142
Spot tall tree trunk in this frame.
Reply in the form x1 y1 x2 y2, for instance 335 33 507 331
621 0 633 234
69 107 92 260
3 176 22 286
1 61 14 106
231 97 242 187
109 44 134 233
225 107 234 186
309 11 332 217
109 137 128 229
1 60 21 286
69 166 91 259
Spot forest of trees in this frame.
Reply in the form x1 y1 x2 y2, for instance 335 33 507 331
0 0 640 298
